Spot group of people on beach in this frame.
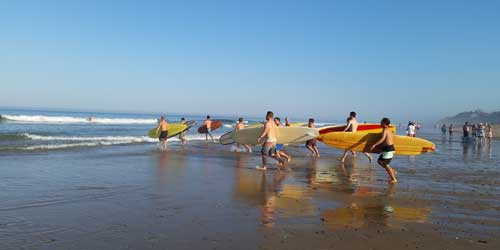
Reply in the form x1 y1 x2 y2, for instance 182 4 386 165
155 110 398 183
441 122 494 142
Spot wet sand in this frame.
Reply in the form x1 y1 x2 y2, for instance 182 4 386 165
1 131 499 250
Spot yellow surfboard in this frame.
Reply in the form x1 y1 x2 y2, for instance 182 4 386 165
148 121 195 139
320 132 435 156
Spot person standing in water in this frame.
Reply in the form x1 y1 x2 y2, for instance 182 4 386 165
235 117 252 152
441 124 447 134
338 112 373 163
273 117 291 163
305 118 320 157
487 124 494 142
203 115 215 143
179 117 188 145
257 111 285 170
156 116 169 150
449 124 454 136
407 122 416 137
463 122 470 139
370 117 397 183
471 124 477 138
478 123 486 143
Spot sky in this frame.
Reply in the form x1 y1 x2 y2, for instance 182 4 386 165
1 0 499 122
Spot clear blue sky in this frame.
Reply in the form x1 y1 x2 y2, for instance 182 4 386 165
1 0 499 122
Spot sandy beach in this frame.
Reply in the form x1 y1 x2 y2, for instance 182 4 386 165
1 128 499 250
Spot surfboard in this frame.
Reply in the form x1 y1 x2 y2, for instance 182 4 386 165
232 126 319 145
320 132 435 156
219 131 235 145
197 120 223 134
318 123 396 135
148 121 195 139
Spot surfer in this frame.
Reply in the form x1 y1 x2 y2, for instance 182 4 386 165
370 117 397 183
274 117 291 162
305 118 320 157
257 111 285 170
236 117 252 152
179 117 187 145
337 112 373 163
285 117 291 127
203 115 215 143
156 116 169 150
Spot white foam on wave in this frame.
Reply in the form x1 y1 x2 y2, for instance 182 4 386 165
2 115 157 124
18 133 222 150
24 133 157 143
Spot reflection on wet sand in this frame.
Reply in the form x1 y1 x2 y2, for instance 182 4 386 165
233 155 317 228
322 184 430 229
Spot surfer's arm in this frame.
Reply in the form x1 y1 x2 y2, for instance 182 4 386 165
257 125 269 142
371 132 387 150
343 122 352 132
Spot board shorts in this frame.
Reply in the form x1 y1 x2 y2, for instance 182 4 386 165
306 138 317 147
378 145 395 165
261 143 277 156
206 127 212 136
159 130 168 141
276 144 283 151
179 131 186 140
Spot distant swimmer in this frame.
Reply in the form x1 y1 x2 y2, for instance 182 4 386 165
285 117 291 127
156 116 169 150
179 117 187 145
257 111 285 170
203 115 215 143
88 114 93 122
236 117 252 152
370 117 397 183
274 117 291 163
337 112 372 163
305 118 320 157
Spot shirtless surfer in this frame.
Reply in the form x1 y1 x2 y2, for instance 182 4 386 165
370 117 397 183
203 115 215 143
305 118 320 157
257 111 285 170
337 112 373 163
235 117 252 152
156 116 169 150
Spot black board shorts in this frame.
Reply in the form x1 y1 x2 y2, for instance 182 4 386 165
159 130 168 141
378 145 395 165
306 139 317 147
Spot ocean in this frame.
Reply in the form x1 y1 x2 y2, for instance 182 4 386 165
1 108 499 249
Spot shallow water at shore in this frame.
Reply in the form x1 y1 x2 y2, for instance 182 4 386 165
1 127 499 249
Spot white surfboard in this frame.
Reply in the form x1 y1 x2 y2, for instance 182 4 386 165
232 126 319 145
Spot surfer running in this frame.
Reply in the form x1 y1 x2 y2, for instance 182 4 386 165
179 117 187 145
236 117 252 152
305 118 320 157
370 117 397 183
257 111 285 170
274 117 291 162
156 116 169 150
337 112 373 163
203 115 215 143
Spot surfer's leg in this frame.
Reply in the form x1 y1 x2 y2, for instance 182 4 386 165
364 153 372 163
337 150 348 162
